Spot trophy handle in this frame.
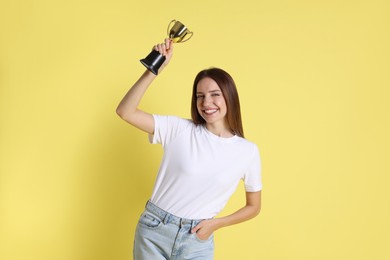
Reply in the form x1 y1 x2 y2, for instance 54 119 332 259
167 20 177 36
178 31 193 43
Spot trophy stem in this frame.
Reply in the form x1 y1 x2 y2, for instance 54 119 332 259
140 50 166 75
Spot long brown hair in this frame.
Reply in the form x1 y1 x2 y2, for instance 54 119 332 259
191 68 244 138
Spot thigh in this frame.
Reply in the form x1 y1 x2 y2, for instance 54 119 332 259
133 210 176 260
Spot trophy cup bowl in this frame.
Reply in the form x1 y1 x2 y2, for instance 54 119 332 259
140 20 193 75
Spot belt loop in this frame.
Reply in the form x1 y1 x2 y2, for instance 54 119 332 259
163 212 170 225
191 220 198 229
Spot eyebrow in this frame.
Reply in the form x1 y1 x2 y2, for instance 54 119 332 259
196 89 222 94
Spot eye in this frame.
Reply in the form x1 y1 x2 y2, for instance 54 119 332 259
211 93 220 97
196 94 204 99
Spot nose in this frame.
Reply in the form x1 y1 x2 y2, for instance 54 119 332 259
202 95 212 106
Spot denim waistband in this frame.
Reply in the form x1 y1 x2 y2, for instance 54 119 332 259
145 200 203 228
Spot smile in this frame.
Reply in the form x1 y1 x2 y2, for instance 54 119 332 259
203 109 218 115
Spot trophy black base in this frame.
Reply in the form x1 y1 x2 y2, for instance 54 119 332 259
140 50 166 75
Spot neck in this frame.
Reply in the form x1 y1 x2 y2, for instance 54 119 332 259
205 123 234 138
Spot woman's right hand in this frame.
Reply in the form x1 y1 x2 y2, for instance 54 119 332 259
153 38 174 73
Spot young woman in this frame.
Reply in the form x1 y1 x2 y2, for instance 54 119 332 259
116 38 262 260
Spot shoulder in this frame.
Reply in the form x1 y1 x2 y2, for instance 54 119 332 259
235 137 260 155
236 136 257 147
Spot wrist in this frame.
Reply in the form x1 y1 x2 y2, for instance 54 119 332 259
213 218 227 230
158 63 168 74
143 69 158 78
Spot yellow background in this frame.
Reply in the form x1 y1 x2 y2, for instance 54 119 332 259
1 0 389 259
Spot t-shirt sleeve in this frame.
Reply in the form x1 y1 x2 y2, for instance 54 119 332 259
243 144 262 192
148 115 190 147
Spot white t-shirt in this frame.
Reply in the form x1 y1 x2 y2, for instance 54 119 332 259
148 115 262 219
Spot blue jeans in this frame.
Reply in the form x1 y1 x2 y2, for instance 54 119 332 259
133 201 214 260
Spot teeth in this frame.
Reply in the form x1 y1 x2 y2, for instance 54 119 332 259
204 109 218 114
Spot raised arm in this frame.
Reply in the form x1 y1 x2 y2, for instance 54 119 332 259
116 39 174 134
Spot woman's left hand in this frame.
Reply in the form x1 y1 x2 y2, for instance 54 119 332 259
191 219 220 240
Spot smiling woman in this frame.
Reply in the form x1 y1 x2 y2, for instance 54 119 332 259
192 68 244 138
116 38 262 260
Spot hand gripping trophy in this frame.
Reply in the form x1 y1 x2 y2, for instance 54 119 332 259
140 20 193 75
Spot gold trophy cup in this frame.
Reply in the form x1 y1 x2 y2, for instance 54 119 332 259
140 20 193 75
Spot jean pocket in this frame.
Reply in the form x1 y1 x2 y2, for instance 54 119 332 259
139 211 162 229
194 232 214 243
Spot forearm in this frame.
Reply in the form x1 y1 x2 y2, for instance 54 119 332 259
215 203 261 230
116 39 173 131
115 69 157 133
191 191 261 239
116 70 156 116
216 191 261 229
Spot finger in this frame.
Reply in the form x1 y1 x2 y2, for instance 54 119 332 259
169 40 174 51
155 43 165 55
164 43 169 54
165 38 171 49
191 223 202 234
159 42 166 52
161 43 167 56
